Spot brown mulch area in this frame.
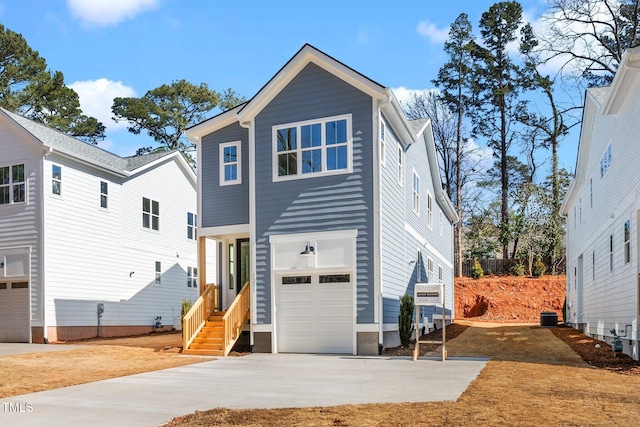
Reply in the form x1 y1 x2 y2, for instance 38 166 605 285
550 326 640 374
383 323 469 357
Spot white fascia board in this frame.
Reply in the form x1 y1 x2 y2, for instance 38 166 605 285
45 148 129 178
129 152 196 188
380 89 416 146
185 104 245 142
602 46 640 115
420 119 459 224
560 94 596 216
237 45 387 125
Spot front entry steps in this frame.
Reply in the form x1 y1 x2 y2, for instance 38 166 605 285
183 311 226 356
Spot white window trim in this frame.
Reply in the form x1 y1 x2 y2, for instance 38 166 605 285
427 257 434 283
600 143 611 179
143 197 160 231
99 181 108 209
219 141 242 186
272 114 353 182
51 164 62 196
416 248 422 282
0 163 26 206
412 169 420 216
624 220 631 265
439 211 444 237
155 261 161 285
187 212 197 240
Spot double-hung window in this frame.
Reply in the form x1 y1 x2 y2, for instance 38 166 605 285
155 261 161 285
187 212 197 240
100 181 108 209
52 165 62 195
0 164 25 205
220 141 241 185
187 266 198 288
412 170 420 215
427 257 434 283
273 114 351 181
143 197 159 230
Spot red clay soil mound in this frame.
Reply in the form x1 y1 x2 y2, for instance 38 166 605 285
455 275 566 322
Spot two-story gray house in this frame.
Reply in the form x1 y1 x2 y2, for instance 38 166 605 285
185 44 458 356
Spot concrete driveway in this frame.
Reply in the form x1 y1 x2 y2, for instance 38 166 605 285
0 353 487 427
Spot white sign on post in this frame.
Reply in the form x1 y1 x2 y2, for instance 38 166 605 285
413 282 447 362
414 283 443 306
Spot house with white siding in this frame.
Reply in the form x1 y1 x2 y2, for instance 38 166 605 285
183 44 458 356
0 107 206 343
561 46 640 360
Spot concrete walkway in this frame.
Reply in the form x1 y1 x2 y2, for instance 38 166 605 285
0 353 487 427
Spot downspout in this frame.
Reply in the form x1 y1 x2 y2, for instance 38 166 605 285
41 146 53 343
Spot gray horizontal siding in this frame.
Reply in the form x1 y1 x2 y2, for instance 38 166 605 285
254 62 374 325
200 122 249 227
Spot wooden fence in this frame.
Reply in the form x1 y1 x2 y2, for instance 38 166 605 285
461 258 566 277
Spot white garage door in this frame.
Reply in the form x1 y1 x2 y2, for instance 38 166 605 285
0 282 30 342
277 274 353 354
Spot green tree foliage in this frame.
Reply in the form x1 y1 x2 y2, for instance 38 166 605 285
112 80 245 166
398 294 414 348
0 24 105 144
471 259 484 279
431 13 476 277
471 1 535 259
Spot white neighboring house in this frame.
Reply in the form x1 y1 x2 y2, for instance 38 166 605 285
561 46 640 360
0 108 208 343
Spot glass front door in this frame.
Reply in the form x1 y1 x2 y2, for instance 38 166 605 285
237 239 250 294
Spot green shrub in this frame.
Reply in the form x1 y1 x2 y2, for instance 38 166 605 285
510 263 525 276
181 299 193 319
471 259 484 279
398 294 414 349
532 260 546 277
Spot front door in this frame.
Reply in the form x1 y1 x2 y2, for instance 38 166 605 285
236 239 250 294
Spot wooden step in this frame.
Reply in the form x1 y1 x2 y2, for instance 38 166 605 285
182 348 224 356
189 342 223 350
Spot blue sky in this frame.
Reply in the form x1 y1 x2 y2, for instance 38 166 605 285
1 0 579 174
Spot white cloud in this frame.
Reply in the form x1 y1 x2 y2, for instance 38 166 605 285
416 21 449 44
69 78 136 131
67 0 158 27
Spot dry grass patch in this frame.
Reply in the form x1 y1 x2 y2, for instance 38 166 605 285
167 324 640 426
1 333 205 398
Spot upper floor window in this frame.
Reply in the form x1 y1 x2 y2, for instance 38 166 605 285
427 257 434 283
416 249 422 282
439 212 444 236
624 220 631 265
412 170 420 215
438 265 443 283
187 266 198 288
143 197 159 230
220 141 241 185
52 165 62 195
273 114 351 181
187 212 197 240
0 164 25 205
589 178 593 208
600 144 611 178
100 181 108 209
380 120 386 166
426 192 433 230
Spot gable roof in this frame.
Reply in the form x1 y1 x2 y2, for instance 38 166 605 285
0 108 195 184
561 46 640 215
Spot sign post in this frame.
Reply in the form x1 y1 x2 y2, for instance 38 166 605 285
413 283 447 361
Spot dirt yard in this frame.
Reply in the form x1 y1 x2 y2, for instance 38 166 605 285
0 331 204 398
455 275 566 321
167 324 640 426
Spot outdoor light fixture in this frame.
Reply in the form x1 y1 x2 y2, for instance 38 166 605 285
129 271 135 277
300 241 315 255
0 262 4 269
